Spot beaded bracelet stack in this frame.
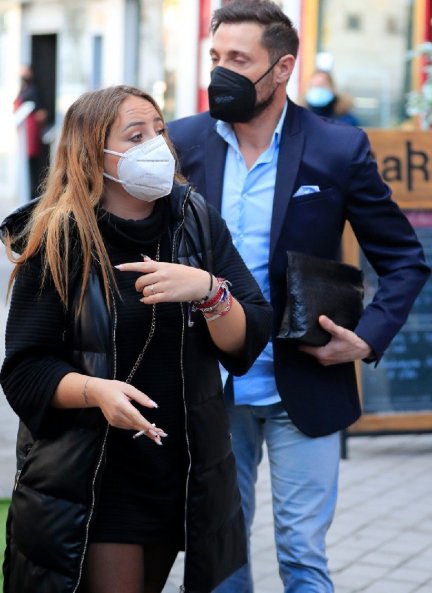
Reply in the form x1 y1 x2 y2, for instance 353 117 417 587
188 275 233 327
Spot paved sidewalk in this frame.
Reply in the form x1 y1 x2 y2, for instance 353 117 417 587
163 434 432 593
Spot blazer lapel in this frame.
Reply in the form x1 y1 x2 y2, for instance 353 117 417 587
204 126 227 212
270 100 305 262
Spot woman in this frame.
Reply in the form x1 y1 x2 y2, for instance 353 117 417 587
304 69 359 126
0 86 272 593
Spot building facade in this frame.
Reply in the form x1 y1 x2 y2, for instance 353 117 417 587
0 0 430 205
0 0 200 204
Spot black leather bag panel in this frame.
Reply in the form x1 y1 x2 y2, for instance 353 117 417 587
277 250 364 346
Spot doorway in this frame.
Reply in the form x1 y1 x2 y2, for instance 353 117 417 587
30 33 57 175
31 33 57 126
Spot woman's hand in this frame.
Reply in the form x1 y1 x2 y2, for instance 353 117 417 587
114 258 247 355
115 257 214 303
85 377 168 445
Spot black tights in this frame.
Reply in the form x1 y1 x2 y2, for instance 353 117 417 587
79 542 179 593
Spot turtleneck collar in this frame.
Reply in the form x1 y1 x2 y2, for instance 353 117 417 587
97 197 170 248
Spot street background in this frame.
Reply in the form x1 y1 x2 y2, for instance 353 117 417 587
1 2 432 591
1 0 430 205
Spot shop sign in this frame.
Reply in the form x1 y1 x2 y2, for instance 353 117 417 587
368 130 431 208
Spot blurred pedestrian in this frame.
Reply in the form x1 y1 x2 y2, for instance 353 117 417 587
168 1 430 592
0 85 272 593
304 69 359 126
13 65 48 199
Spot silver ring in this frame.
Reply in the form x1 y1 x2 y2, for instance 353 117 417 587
150 284 155 295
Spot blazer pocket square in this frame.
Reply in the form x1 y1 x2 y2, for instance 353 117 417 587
293 185 320 197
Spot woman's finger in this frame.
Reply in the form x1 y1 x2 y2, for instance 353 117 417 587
121 383 159 409
135 272 159 293
128 408 168 445
115 261 158 273
132 422 169 445
111 402 168 445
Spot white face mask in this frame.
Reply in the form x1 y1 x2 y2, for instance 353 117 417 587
103 135 175 202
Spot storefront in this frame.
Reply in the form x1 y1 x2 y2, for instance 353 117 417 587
301 0 431 128
1 0 430 205
0 0 143 203
0 3 21 204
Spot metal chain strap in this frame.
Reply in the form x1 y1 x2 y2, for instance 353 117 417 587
124 241 161 385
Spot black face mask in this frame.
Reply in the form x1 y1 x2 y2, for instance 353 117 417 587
208 59 280 123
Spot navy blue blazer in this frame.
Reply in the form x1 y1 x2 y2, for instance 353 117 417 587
168 101 430 437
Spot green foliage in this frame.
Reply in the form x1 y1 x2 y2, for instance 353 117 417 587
0 500 10 588
406 41 432 128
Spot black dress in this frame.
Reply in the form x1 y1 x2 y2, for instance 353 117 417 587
90 200 188 547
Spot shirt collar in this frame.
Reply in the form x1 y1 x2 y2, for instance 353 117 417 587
216 100 288 153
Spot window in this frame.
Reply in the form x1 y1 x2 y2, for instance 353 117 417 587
346 14 362 31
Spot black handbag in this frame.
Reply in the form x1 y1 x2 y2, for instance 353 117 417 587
277 250 364 346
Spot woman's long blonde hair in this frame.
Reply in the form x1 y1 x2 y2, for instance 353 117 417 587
6 85 184 311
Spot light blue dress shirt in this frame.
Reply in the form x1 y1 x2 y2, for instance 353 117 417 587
217 102 287 406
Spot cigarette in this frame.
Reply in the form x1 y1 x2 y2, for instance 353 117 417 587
132 422 156 440
132 430 146 440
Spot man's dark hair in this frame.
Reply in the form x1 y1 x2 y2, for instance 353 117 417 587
211 0 299 61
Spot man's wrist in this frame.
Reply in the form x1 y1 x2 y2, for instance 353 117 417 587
356 335 375 361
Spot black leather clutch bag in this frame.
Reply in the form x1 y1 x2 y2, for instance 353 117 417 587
277 251 364 346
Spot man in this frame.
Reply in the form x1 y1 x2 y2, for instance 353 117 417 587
168 1 430 592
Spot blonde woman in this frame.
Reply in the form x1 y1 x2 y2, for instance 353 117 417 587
0 86 272 593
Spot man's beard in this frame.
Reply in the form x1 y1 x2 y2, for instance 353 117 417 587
243 85 277 123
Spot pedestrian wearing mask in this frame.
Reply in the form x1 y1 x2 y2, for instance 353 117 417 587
304 69 359 126
0 85 272 593
168 1 430 592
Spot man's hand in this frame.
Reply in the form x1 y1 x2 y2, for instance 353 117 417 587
299 315 372 366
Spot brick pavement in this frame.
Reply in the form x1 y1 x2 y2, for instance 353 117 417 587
163 434 432 593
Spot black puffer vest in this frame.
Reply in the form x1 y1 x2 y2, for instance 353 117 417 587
2 184 246 593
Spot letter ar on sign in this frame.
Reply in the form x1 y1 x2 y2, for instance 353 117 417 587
372 139 431 195
379 143 430 190
406 141 430 192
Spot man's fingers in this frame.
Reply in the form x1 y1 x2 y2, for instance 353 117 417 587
318 315 343 335
298 316 339 355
